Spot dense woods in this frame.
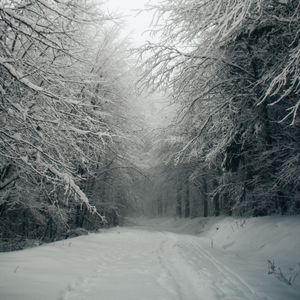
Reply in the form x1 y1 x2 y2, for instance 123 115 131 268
1 0 300 250
0 0 143 250
139 0 300 218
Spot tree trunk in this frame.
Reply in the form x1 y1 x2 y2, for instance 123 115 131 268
213 193 220 216
176 180 182 218
202 177 208 217
213 179 220 216
184 180 190 218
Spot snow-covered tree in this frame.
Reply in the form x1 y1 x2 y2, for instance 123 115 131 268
138 0 300 217
0 0 141 245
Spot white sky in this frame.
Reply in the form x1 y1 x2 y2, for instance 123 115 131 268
104 0 154 46
103 0 172 128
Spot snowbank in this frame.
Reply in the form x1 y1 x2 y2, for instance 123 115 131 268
127 215 300 299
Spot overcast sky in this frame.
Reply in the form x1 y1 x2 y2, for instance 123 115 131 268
104 0 154 46
103 0 172 127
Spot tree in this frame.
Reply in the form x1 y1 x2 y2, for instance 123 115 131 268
0 0 142 247
138 0 300 217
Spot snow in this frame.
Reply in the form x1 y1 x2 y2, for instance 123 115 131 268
0 59 44 93
0 216 300 300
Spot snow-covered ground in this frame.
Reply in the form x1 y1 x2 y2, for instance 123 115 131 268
0 216 299 300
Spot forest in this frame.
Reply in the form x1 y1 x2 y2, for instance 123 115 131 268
0 0 300 251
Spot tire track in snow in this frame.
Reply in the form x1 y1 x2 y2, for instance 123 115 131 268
175 236 263 300
156 232 219 300
198 245 257 296
156 237 185 300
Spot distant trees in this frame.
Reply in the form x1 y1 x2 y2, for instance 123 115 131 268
0 0 140 249
139 0 300 217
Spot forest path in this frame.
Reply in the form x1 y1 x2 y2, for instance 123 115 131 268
1 221 263 300
57 224 261 300
2 217 300 300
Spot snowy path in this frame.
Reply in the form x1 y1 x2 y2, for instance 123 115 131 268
59 230 259 300
1 218 300 300
1 227 261 300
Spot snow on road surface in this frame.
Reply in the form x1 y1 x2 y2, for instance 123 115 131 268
0 217 299 300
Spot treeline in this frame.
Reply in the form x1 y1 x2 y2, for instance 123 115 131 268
0 0 140 250
140 0 300 218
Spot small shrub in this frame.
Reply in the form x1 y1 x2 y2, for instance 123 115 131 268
267 259 300 286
